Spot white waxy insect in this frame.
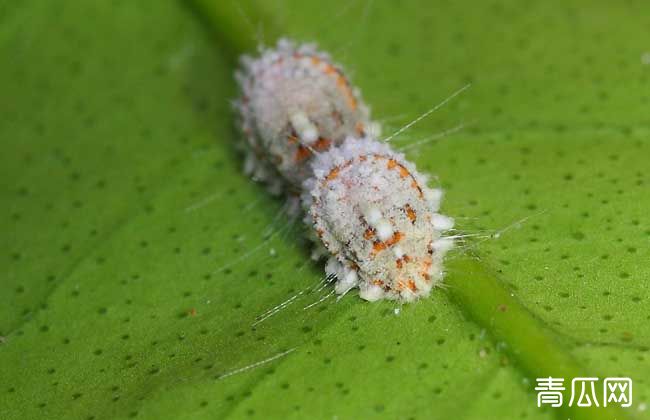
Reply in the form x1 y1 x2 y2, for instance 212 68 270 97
236 39 379 192
303 137 454 302
236 39 454 302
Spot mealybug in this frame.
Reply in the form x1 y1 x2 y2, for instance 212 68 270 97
236 39 378 193
303 137 454 301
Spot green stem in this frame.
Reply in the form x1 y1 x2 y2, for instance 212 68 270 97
446 255 629 420
184 0 280 60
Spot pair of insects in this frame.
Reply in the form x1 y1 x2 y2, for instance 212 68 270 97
235 39 456 302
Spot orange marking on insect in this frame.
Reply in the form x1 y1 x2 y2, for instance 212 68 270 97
326 166 340 181
313 137 332 151
420 258 433 281
294 145 311 162
385 231 403 246
335 75 357 110
372 154 424 199
372 279 384 287
320 63 356 109
396 254 412 269
321 159 355 188
372 241 387 253
405 204 416 223
372 232 403 256
364 228 375 240
407 279 417 292
323 63 337 75
396 280 405 291
287 134 299 144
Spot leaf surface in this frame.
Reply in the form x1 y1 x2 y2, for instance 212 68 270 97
1 1 649 419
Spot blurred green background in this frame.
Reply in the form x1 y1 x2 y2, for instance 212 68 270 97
1 1 649 419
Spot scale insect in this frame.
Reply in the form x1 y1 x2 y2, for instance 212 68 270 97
235 39 456 302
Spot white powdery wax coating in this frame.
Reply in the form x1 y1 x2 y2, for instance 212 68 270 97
235 39 374 190
303 136 454 302
375 219 394 241
364 206 383 226
431 214 455 231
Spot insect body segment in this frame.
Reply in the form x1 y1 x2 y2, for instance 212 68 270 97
236 39 377 191
236 39 453 302
303 137 454 301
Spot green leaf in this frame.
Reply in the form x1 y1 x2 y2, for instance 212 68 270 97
1 1 648 420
